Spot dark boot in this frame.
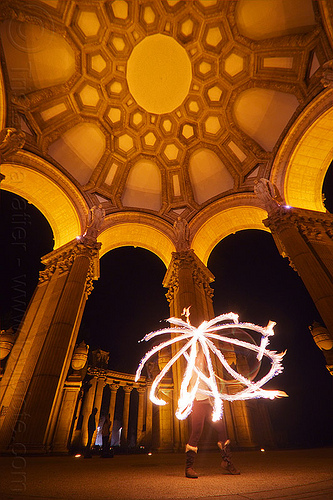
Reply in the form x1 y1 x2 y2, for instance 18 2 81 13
185 444 198 478
218 440 240 475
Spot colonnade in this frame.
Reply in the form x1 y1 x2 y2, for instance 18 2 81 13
1 191 333 454
70 369 152 452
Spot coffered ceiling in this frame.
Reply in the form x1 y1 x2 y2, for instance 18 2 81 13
0 0 332 234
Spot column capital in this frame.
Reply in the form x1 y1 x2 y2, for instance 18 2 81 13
264 206 333 243
163 249 214 303
109 383 120 393
39 239 101 294
123 385 133 394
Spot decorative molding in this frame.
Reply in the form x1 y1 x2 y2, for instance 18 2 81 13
39 239 101 296
0 128 25 162
163 249 214 303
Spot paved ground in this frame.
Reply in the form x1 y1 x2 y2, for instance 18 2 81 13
0 447 333 500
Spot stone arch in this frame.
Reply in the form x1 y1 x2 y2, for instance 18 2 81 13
98 213 176 267
190 197 269 265
271 89 333 212
1 151 88 249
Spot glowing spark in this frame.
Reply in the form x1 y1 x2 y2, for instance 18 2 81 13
135 311 287 421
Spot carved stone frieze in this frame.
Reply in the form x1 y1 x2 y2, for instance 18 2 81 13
39 239 101 294
0 128 25 162
264 207 333 275
321 60 333 89
254 178 283 213
264 206 333 238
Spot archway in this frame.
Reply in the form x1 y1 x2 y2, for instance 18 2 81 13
271 90 333 212
1 154 87 248
191 203 269 265
0 190 53 330
98 216 175 268
79 246 170 374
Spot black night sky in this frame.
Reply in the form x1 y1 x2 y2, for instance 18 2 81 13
1 161 333 449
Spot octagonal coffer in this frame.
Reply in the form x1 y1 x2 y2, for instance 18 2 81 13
176 13 201 43
74 81 103 111
194 56 217 80
139 2 160 31
107 0 132 26
141 130 161 151
72 7 106 43
106 77 128 99
86 50 111 79
105 105 124 129
107 31 132 57
114 132 137 156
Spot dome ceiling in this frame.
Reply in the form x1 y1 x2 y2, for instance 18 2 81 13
0 0 331 224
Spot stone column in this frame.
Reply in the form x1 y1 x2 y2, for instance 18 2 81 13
163 249 265 450
92 376 106 446
263 206 333 337
69 385 84 449
121 386 133 445
309 322 333 375
163 250 215 325
80 377 97 448
136 386 146 446
52 377 82 453
0 238 101 453
145 382 153 448
163 249 215 450
108 383 119 435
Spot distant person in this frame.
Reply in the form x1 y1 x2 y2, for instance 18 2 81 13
84 407 97 458
185 349 240 478
101 413 112 457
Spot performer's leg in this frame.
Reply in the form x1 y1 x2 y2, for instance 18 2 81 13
212 418 240 475
188 400 207 447
185 400 208 478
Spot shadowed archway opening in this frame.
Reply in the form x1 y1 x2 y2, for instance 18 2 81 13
78 246 170 374
0 190 53 330
208 229 333 448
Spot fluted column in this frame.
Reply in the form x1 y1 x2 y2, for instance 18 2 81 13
121 386 133 445
108 383 119 435
79 378 97 448
0 238 101 453
163 249 215 450
52 379 82 452
145 382 153 448
70 386 84 449
92 377 105 445
264 206 333 337
136 387 146 445
163 249 215 326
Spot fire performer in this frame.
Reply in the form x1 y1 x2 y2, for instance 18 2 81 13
185 347 239 478
135 308 287 479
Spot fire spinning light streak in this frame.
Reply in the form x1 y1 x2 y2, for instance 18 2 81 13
135 308 287 422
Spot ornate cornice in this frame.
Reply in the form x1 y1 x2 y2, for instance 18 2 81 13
39 239 101 296
264 206 333 241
